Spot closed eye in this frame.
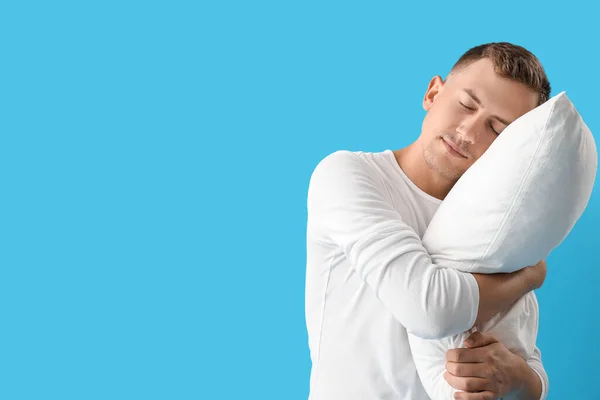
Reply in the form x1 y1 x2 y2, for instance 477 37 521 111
459 101 475 111
489 123 500 135
460 101 500 135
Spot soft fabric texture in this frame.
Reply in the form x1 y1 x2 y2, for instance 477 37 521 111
408 92 597 399
305 150 548 399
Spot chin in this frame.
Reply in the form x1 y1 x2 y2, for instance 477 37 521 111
423 146 464 181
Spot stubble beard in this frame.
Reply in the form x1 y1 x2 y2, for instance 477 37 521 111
422 137 462 181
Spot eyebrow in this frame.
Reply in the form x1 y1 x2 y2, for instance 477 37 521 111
463 89 512 126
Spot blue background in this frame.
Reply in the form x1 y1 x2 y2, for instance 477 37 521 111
2 1 598 399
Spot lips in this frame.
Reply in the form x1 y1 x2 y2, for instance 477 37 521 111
442 138 467 158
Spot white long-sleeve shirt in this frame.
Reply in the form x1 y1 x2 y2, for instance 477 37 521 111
304 149 548 399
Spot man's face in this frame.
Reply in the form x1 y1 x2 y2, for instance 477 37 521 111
419 58 540 181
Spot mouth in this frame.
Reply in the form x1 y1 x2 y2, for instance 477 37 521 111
441 137 467 159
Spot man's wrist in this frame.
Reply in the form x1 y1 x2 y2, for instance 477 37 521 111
513 357 542 400
518 265 539 293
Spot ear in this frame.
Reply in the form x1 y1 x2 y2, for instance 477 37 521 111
423 76 444 111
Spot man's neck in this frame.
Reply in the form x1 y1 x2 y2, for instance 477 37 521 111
392 142 455 201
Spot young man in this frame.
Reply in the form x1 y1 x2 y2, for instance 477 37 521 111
305 42 551 400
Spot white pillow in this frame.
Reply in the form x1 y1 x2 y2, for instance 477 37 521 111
422 91 597 274
408 92 597 400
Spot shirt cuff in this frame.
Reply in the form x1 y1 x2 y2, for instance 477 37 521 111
530 366 548 400
462 272 480 330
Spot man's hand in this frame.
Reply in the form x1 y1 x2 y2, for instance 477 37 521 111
523 259 547 291
472 259 546 326
444 331 540 399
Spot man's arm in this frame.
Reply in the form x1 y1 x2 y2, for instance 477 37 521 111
519 345 548 400
445 332 547 400
307 151 544 339
515 363 544 400
471 261 546 327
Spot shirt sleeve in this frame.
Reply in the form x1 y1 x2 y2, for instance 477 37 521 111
307 150 480 339
527 345 549 400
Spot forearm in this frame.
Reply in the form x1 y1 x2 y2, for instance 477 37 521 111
349 239 480 339
523 346 548 400
472 268 534 326
514 359 544 400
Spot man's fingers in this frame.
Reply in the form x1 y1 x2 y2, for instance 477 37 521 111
464 331 499 348
446 346 488 363
445 361 489 378
443 371 490 392
453 390 497 400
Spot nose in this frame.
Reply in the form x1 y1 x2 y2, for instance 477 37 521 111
456 113 484 144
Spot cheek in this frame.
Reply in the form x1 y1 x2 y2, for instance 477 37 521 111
434 106 461 129
472 137 496 159
423 109 448 135
481 136 497 151
420 115 437 140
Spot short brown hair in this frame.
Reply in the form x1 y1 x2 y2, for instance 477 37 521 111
449 42 551 106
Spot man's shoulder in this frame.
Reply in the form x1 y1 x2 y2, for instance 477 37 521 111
307 149 397 206
315 149 363 167
311 149 387 179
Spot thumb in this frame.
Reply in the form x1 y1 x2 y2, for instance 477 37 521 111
464 331 498 348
